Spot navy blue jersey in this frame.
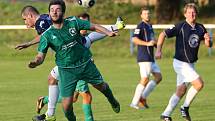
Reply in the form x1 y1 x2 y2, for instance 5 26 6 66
133 21 155 62
164 21 207 63
35 14 52 35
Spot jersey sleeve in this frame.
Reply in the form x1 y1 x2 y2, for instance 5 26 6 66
35 20 51 35
199 24 207 41
164 25 177 38
133 23 143 38
75 17 91 30
38 35 49 53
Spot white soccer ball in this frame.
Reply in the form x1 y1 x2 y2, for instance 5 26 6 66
78 0 96 8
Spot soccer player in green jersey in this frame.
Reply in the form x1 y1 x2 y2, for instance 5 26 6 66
28 0 120 121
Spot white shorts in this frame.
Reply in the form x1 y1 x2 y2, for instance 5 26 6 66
50 66 60 81
138 62 161 78
173 59 199 86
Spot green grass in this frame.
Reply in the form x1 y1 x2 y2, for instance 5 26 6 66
0 1 215 120
0 54 214 121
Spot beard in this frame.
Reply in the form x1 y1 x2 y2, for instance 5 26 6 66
51 14 64 24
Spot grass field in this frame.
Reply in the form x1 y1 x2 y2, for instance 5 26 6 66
0 54 214 121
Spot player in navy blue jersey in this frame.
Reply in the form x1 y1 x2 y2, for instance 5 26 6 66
155 3 211 121
130 7 162 110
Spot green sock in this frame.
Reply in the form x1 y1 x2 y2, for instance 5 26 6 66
58 95 62 103
63 107 76 121
43 96 49 104
101 84 116 105
82 104 94 121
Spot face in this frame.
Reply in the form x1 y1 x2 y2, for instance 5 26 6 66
49 5 64 24
141 10 150 22
79 17 89 36
22 13 35 28
184 7 196 23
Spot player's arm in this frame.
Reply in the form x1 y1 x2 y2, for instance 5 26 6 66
15 35 41 50
132 37 155 46
90 23 117 37
155 31 166 59
28 52 46 68
204 33 212 47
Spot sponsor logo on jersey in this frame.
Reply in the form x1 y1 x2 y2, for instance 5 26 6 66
62 41 78 50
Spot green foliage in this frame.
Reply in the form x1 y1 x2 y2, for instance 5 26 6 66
0 1 214 58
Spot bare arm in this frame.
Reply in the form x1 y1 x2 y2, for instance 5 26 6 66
155 31 166 59
28 52 46 68
90 23 117 37
15 35 41 50
132 37 155 46
204 33 212 47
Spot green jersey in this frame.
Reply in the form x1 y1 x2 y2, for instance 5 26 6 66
38 16 92 68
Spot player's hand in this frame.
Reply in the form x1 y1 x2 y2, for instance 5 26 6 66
28 61 38 68
155 50 162 59
147 41 155 46
15 42 31 50
108 32 119 37
204 33 210 42
204 33 212 47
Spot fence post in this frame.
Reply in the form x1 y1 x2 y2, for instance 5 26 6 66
208 28 213 56
130 29 134 55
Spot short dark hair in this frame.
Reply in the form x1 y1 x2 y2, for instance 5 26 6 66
140 6 149 14
21 5 40 16
77 13 90 21
49 0 66 14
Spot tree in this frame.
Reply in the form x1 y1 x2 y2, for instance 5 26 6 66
209 0 215 5
155 0 181 23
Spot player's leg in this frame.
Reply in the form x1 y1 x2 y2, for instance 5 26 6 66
82 60 120 113
139 62 162 108
58 67 77 121
161 84 186 120
180 64 203 121
130 62 151 109
161 59 187 120
75 80 94 121
84 16 125 46
33 66 60 121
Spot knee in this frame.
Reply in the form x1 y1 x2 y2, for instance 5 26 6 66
48 74 58 85
193 79 204 91
140 78 149 86
62 98 73 111
93 82 106 91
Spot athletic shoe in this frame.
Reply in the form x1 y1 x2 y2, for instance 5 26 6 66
36 96 45 114
32 113 56 121
130 103 146 110
111 99 120 113
160 115 172 121
139 98 149 109
45 114 56 121
115 16 125 30
32 114 46 121
180 106 191 121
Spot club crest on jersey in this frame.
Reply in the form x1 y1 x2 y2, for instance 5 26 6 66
69 28 77 36
188 34 199 48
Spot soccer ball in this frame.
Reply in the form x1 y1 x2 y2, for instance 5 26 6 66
78 0 95 8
